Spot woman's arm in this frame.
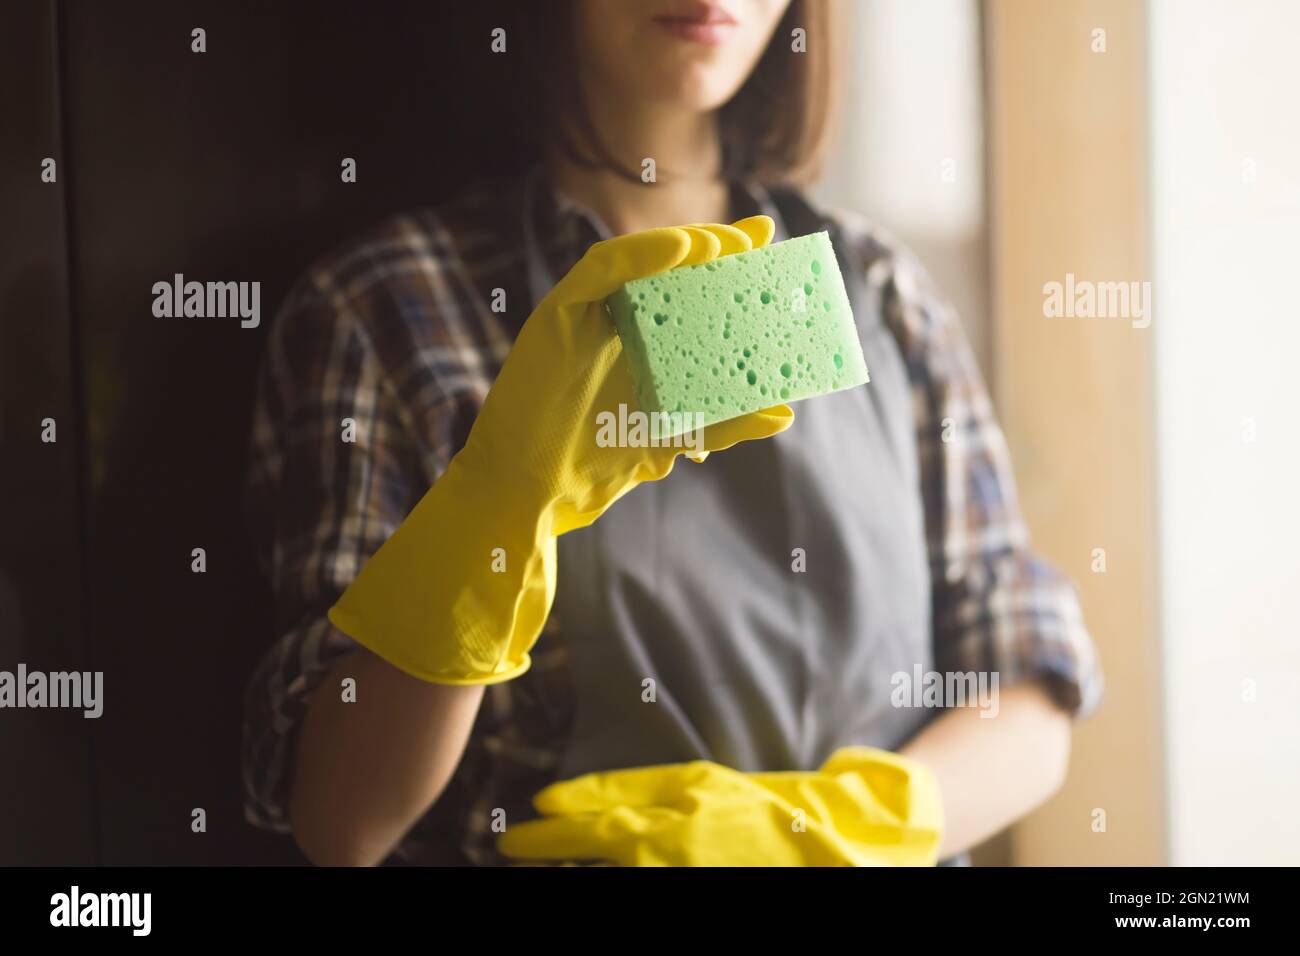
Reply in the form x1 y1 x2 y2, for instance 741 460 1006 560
241 264 489 866
852 233 1101 860
899 680 1071 858
289 646 485 866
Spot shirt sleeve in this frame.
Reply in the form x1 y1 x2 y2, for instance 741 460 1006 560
880 244 1104 719
240 272 426 832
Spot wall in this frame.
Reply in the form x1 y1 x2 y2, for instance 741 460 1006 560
0 0 97 866
813 0 989 373
1149 0 1300 865
2 0 520 865
985 0 1167 865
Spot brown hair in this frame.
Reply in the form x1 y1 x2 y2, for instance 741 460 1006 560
515 0 835 186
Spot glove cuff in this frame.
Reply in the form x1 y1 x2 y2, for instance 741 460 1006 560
327 452 558 685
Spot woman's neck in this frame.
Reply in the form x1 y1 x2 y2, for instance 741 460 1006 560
547 98 732 236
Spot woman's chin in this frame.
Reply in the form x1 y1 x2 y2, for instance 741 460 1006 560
646 69 749 114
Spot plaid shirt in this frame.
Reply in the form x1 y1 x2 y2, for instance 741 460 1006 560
241 171 1103 865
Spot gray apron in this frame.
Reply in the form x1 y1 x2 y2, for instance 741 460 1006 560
524 186 934 779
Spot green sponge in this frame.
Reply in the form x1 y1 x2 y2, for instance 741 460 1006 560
607 231 868 432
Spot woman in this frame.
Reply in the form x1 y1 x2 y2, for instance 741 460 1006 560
242 0 1101 866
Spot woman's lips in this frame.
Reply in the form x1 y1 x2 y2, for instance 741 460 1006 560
653 8 739 46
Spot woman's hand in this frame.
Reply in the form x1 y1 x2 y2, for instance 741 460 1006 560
327 218 793 685
465 216 793 532
497 747 943 867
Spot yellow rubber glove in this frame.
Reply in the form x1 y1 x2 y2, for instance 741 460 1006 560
496 747 944 867
327 218 794 684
